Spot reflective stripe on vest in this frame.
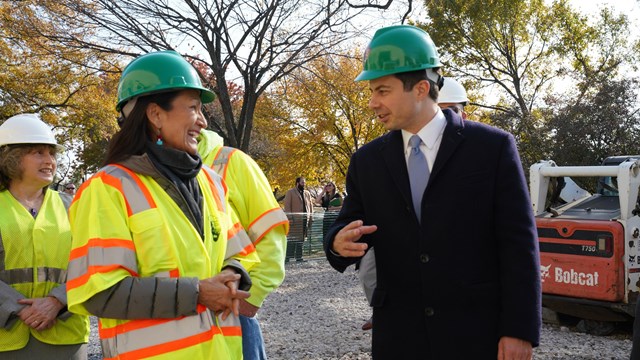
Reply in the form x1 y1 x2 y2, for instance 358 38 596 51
67 166 149 290
211 146 236 178
202 166 256 259
0 267 67 285
0 189 89 349
247 207 289 244
154 269 181 278
100 309 218 360
201 165 226 213
209 146 288 244
217 313 242 336
68 163 243 359
67 238 139 290
0 267 32 284
107 164 158 214
226 221 255 258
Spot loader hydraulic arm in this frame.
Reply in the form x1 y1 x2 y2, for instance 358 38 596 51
530 159 640 220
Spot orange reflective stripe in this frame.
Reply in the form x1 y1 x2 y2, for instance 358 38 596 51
203 146 223 168
226 228 255 258
100 317 177 339
69 238 136 261
212 147 236 180
111 164 157 210
201 167 225 212
95 171 133 216
253 220 289 245
67 238 138 290
248 207 289 244
153 268 180 278
75 166 157 217
228 221 244 240
240 243 257 257
104 327 221 360
100 310 220 359
67 264 138 290
216 314 242 336
221 326 242 336
99 307 208 339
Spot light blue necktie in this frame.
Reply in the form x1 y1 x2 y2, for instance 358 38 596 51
408 135 430 221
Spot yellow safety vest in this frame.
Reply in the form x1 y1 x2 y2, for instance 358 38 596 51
0 189 89 351
67 164 256 359
198 130 289 307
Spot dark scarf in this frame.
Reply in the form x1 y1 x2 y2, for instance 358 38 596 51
146 141 204 238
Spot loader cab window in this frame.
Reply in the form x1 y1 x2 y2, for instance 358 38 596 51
597 176 618 196
596 156 640 197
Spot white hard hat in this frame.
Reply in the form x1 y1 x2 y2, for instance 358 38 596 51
438 77 469 105
0 114 64 151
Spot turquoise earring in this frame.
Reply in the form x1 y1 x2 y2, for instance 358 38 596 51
156 130 163 146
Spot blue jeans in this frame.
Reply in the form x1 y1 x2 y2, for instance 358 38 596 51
240 315 267 360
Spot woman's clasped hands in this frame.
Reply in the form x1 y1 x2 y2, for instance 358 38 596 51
197 268 250 320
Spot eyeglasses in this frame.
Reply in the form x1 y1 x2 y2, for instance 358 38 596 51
66 186 75 190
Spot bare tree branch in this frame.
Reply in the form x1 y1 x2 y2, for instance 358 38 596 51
39 0 398 151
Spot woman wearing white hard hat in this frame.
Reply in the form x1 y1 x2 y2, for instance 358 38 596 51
0 114 89 359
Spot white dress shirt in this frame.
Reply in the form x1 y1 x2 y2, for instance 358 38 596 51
401 109 447 171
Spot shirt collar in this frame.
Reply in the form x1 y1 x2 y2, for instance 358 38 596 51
401 109 447 150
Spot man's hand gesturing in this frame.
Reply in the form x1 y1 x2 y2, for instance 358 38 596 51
332 220 377 257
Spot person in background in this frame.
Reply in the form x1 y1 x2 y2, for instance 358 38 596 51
59 183 76 209
357 76 472 332
317 181 343 242
324 25 541 359
63 183 76 196
198 128 289 360
66 50 257 359
283 176 314 262
316 181 343 211
437 77 470 118
0 114 89 359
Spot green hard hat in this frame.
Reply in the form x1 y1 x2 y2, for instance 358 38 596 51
356 25 442 81
116 50 216 111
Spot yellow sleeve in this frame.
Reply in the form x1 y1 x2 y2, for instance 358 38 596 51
225 149 289 307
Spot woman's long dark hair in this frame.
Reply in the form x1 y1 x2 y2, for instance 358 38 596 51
104 91 180 165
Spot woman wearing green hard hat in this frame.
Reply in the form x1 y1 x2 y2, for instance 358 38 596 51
66 50 258 359
116 51 216 115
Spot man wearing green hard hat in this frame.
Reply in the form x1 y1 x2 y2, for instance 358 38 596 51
324 25 541 359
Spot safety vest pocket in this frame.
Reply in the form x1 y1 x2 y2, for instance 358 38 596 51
129 209 177 275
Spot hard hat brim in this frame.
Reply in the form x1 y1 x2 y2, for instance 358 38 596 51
0 141 65 152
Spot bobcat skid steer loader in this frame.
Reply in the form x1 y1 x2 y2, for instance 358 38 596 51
530 156 640 334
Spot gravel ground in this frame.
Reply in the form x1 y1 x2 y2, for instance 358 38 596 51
88 259 633 359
